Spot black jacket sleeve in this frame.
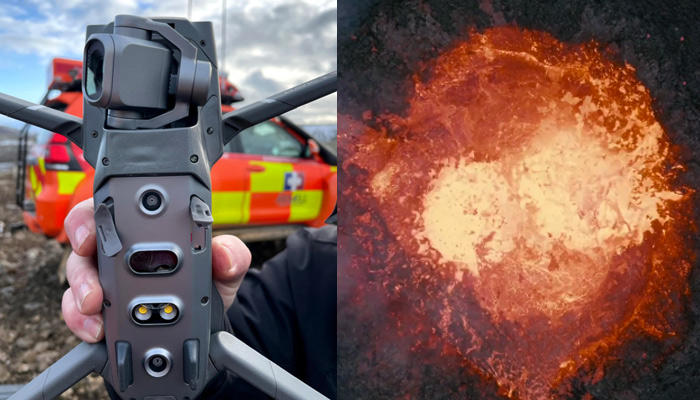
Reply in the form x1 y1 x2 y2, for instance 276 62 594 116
202 225 337 400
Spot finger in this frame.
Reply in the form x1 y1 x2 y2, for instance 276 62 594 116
62 289 104 343
211 235 251 310
66 251 103 315
64 198 97 257
212 235 251 282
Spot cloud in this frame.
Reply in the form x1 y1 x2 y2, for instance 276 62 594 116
210 1 337 124
0 0 336 124
242 69 286 94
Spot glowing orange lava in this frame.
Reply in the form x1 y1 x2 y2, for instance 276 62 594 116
342 26 695 399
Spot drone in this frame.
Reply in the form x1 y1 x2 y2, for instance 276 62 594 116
0 15 335 400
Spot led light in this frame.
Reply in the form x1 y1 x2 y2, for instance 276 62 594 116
134 304 152 321
159 304 177 321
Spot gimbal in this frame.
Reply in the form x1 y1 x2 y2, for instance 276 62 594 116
0 15 335 400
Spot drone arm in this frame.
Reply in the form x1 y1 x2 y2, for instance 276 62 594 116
222 71 337 145
0 92 83 148
209 331 329 400
8 341 108 400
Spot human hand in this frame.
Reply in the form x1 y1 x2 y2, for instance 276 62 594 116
61 198 251 343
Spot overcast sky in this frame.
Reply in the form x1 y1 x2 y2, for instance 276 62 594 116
0 0 337 129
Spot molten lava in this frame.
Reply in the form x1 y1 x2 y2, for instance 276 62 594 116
341 26 695 399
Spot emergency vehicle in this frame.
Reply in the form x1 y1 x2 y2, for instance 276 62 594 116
16 58 337 247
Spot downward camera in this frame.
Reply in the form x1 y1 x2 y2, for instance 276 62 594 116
144 349 172 378
148 355 167 373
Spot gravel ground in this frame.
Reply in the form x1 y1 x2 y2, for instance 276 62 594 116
0 169 107 398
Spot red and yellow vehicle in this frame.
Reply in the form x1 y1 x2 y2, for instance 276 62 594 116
16 58 337 246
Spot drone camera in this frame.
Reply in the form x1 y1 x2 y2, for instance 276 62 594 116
82 15 212 130
83 34 171 111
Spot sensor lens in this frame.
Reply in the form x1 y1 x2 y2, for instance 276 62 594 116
141 191 162 212
129 250 178 274
85 40 105 100
143 349 173 378
148 355 167 373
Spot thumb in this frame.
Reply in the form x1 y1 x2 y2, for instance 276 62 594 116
211 235 251 310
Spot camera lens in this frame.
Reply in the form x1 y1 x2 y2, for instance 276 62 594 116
141 191 162 212
85 40 105 100
129 250 179 274
144 349 172 377
148 355 167 372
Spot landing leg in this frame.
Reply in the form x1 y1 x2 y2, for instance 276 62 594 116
209 331 329 400
9 341 108 400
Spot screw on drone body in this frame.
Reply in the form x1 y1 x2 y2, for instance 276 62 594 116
190 155 199 163
91 130 98 138
200 40 207 47
207 127 214 135
102 157 110 166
